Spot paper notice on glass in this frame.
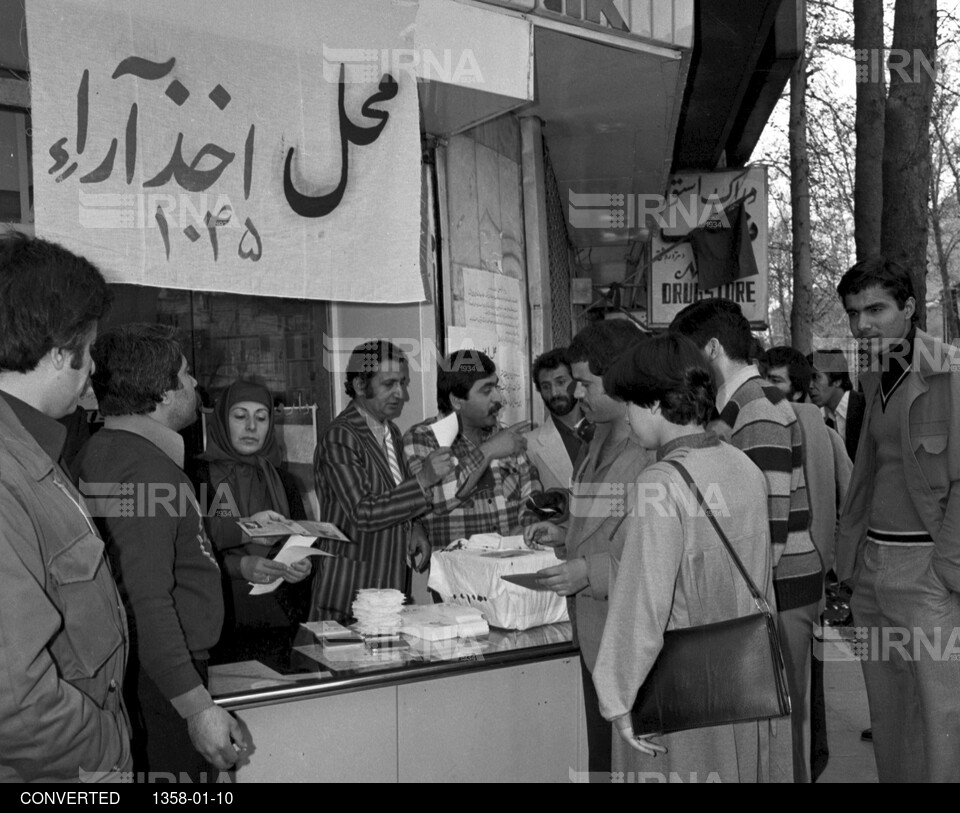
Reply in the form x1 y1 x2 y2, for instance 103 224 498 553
448 314 528 426
248 536 333 595
431 412 459 447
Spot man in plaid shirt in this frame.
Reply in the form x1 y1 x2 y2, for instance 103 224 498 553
403 350 542 548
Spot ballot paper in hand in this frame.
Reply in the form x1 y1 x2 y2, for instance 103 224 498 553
248 535 333 595
238 518 350 542
500 572 551 591
296 521 351 542
238 517 304 537
430 411 459 447
429 413 461 503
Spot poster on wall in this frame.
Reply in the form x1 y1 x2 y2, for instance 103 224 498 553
448 267 529 426
26 0 424 303
648 167 769 328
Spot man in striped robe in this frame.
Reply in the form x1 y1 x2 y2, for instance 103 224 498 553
311 340 453 621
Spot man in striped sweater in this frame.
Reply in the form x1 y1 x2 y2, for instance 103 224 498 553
671 299 821 783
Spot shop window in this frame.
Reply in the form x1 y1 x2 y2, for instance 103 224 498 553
103 284 334 421
0 107 33 226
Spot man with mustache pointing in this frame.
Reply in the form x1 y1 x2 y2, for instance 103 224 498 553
404 349 542 549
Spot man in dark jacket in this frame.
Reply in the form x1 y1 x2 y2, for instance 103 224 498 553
836 258 960 782
0 232 130 782
76 324 244 782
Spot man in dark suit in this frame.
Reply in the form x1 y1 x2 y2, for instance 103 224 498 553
312 340 452 621
809 348 865 462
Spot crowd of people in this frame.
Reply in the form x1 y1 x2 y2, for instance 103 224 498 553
2 230 958 784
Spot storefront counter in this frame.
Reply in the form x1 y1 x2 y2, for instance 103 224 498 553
211 623 587 782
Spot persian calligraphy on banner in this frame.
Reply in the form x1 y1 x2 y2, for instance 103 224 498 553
451 267 529 426
649 166 769 328
26 0 424 303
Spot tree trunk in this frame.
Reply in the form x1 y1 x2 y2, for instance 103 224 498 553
880 0 937 329
790 7 813 354
853 0 885 260
931 116 960 342
929 182 959 341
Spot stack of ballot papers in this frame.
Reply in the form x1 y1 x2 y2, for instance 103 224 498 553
352 588 405 637
399 604 489 641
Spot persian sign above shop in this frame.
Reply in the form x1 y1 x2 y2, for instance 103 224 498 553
477 0 693 49
649 167 769 329
26 0 424 303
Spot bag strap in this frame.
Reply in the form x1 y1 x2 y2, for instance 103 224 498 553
663 458 773 615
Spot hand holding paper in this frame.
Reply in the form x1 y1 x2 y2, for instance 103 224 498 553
430 411 459 447
249 535 334 594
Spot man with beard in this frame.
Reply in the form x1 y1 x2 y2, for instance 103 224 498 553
403 349 541 549
75 324 244 781
762 346 814 403
524 348 588 491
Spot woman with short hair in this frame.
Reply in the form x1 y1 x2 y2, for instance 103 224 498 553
593 332 777 782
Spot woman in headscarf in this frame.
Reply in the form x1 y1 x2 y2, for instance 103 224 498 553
194 380 312 664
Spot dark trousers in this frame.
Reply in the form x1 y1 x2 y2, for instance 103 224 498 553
580 656 612 780
810 654 829 781
128 658 222 783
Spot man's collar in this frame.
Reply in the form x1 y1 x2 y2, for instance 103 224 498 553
877 325 916 370
103 414 186 468
550 407 582 432
656 430 720 461
716 364 761 411
554 415 579 436
0 390 67 464
456 416 498 448
828 389 850 416
352 399 390 438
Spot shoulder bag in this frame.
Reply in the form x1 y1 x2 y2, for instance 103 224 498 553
631 459 792 736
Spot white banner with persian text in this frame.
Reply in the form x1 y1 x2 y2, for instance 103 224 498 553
26 0 424 302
